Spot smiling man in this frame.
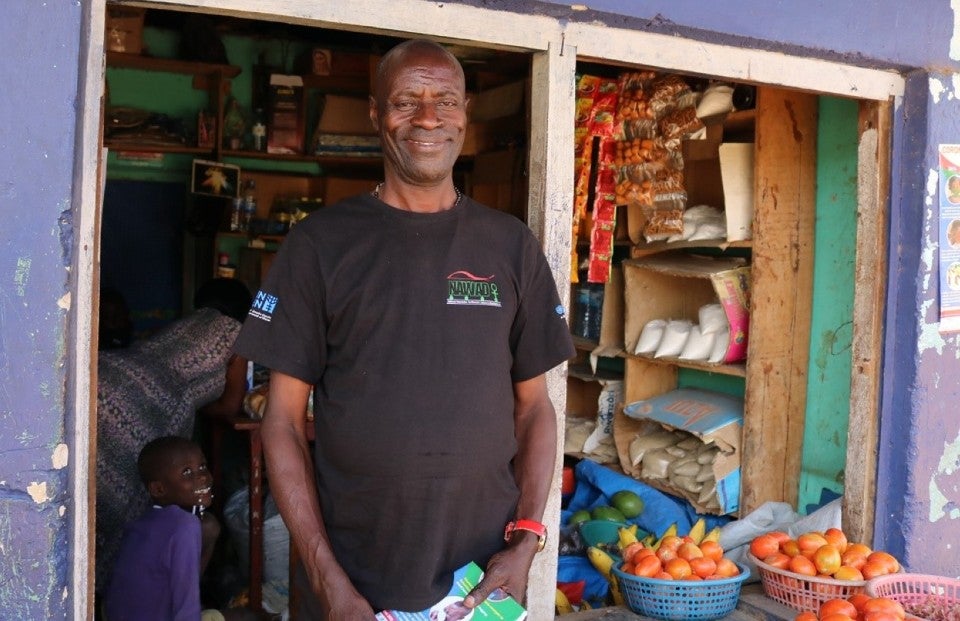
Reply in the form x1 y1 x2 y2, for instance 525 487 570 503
233 39 574 618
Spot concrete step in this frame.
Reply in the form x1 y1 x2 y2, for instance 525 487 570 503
557 584 800 621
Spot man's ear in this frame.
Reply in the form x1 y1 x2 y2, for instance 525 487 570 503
369 95 380 132
148 480 165 502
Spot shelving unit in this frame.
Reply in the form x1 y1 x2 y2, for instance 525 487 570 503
568 84 818 517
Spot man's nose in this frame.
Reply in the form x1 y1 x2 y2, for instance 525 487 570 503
412 102 443 128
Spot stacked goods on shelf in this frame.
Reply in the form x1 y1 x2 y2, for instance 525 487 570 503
619 389 743 515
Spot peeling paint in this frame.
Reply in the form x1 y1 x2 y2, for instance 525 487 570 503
57 292 70 311
919 298 948 353
13 256 32 297
927 168 939 208
929 429 960 521
930 76 947 103
954 73 960 100
51 444 68 469
58 505 65 517
26 481 49 504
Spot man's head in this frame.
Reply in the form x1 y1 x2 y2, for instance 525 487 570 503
194 277 252 322
369 39 468 190
138 436 213 511
950 220 960 246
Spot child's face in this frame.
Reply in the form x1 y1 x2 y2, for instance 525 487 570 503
150 445 213 511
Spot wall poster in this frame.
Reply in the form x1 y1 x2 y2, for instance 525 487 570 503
938 144 960 333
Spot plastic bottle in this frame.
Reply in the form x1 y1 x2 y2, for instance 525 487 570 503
242 180 257 232
575 285 594 339
229 197 243 232
251 108 267 152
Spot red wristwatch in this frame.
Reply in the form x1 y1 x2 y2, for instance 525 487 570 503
504 519 547 552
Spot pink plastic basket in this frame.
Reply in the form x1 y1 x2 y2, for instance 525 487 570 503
866 574 960 621
747 553 867 612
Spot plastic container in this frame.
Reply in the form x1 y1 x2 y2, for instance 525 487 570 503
578 520 629 551
748 553 867 612
613 562 751 621
866 573 960 620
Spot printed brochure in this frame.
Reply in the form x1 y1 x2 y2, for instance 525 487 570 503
375 562 526 621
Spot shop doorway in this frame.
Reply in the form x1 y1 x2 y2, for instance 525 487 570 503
73 2 903 619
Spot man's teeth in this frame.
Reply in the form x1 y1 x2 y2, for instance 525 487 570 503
195 486 212 494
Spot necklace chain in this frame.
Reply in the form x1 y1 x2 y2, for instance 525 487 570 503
372 183 462 209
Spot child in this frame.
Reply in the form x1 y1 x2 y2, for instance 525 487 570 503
103 436 256 621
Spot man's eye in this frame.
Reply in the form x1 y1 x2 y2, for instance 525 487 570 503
438 100 459 108
198 463 208 472
182 467 192 476
394 101 417 110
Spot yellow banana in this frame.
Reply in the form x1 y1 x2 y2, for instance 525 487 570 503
586 546 615 578
702 525 722 544
555 588 574 615
641 533 655 548
688 517 707 544
587 545 625 606
617 524 639 550
651 522 678 551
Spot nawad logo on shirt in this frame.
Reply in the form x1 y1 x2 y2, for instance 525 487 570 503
249 290 278 322
446 270 501 307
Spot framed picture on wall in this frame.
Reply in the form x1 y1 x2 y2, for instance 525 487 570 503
191 159 241 198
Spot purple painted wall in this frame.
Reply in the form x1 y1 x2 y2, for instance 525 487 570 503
1 0 957 614
0 1 81 618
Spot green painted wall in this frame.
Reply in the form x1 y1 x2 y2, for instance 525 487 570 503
797 97 859 512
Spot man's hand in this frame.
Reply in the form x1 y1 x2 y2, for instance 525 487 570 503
462 532 540 608
324 591 377 621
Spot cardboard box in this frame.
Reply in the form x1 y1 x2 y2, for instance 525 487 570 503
105 7 145 54
619 388 743 514
267 75 305 154
719 142 755 241
316 95 376 136
622 253 750 364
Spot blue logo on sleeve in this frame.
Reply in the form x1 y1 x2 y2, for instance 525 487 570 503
249 291 278 322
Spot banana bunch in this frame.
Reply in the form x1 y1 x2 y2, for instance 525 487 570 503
638 518 721 550
586 545 625 606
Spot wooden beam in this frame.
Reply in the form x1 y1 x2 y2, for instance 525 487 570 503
741 88 818 513
526 40 576 621
843 99 891 544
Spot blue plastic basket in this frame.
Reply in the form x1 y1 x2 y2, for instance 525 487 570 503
613 562 751 621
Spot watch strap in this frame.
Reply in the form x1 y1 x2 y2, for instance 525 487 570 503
504 519 547 552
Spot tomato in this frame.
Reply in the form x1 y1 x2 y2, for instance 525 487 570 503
823 527 849 553
821 598 859 620
813 544 843 575
689 557 717 579
665 557 692 579
862 598 905 620
798 532 830 554
763 552 791 569
750 534 781 559
788 555 818 576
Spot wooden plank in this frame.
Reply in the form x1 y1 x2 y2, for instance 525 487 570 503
842 99 891 544
740 87 818 514
527 42 577 621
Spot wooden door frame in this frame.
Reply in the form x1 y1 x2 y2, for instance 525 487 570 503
75 2 902 618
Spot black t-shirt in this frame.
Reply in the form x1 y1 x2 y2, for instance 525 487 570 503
234 193 574 610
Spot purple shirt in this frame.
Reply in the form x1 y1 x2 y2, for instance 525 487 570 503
104 505 202 621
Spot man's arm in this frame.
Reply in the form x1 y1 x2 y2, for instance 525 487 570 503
465 373 558 607
261 370 375 620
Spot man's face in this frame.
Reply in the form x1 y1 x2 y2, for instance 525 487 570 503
150 445 213 511
370 47 468 188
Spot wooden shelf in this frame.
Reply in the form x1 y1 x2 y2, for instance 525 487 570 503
567 362 623 382
105 141 212 156
106 52 241 78
630 238 752 258
624 253 749 278
625 352 747 377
